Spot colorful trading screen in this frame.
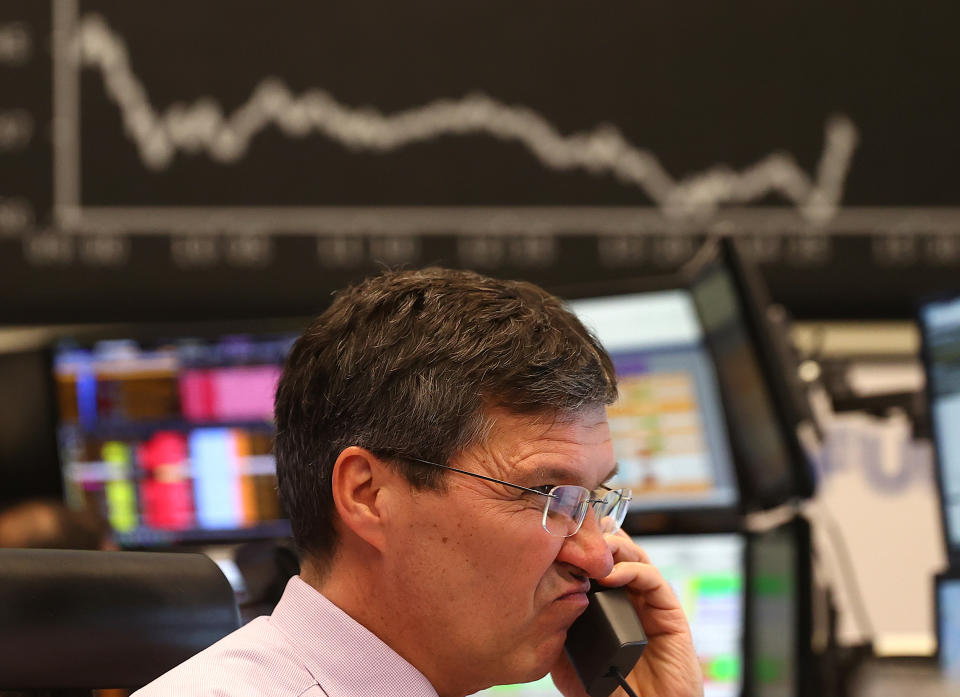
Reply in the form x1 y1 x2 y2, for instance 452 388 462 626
472 533 745 697
54 335 295 546
642 534 745 697
569 290 738 511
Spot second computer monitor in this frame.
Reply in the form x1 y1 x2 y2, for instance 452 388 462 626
688 240 815 511
920 295 960 563
936 571 960 681
569 289 739 513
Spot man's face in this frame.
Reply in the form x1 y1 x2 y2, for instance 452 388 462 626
380 406 617 694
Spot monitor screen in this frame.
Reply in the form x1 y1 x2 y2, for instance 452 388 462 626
920 297 960 557
53 334 295 547
938 576 960 681
746 520 810 697
568 290 738 512
691 261 800 510
471 533 745 697
641 533 745 697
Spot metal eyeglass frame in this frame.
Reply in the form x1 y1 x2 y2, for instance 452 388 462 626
404 456 632 537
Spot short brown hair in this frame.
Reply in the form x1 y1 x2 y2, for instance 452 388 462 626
273 268 617 565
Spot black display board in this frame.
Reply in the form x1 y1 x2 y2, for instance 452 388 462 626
3 1 960 321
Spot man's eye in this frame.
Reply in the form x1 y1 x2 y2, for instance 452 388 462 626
531 485 556 496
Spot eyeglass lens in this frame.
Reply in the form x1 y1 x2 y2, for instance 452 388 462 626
541 486 630 537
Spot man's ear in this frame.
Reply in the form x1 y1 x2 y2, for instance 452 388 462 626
330 446 391 552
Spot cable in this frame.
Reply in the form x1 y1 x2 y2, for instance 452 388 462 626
609 667 640 697
805 503 876 641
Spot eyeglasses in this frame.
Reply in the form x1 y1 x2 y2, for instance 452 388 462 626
404 456 632 538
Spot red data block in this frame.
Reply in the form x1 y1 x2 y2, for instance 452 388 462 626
179 370 215 422
138 431 195 531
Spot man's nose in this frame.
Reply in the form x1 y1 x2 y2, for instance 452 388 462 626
557 509 615 580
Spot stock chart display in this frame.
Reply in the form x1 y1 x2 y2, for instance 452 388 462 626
3 1 960 321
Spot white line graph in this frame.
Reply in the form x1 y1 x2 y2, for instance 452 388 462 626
71 11 858 223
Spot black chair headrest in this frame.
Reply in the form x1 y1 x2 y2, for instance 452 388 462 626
0 548 241 690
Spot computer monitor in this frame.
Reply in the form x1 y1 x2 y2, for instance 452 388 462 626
568 290 739 513
919 295 960 562
471 532 746 697
53 333 296 547
936 571 960 682
0 348 62 506
687 238 815 511
641 533 746 697
745 517 812 697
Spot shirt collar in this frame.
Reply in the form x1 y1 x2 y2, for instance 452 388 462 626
270 576 439 697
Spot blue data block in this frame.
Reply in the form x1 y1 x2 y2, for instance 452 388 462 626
190 428 242 530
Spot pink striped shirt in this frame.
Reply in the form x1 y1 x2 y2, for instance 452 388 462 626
133 576 440 697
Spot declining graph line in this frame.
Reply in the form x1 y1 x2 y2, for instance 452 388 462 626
75 13 858 222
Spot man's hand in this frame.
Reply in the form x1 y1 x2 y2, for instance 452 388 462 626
549 531 703 697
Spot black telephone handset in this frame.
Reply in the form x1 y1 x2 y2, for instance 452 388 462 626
563 583 648 697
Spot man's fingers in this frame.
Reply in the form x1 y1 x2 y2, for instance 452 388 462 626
598 560 682 612
604 530 651 564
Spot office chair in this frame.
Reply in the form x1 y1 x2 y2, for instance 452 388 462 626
0 548 240 690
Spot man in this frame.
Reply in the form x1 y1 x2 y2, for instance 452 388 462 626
135 268 702 697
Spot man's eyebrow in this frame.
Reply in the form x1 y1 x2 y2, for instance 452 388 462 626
523 465 586 486
522 463 620 488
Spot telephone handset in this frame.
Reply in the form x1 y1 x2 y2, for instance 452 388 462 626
563 583 648 697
